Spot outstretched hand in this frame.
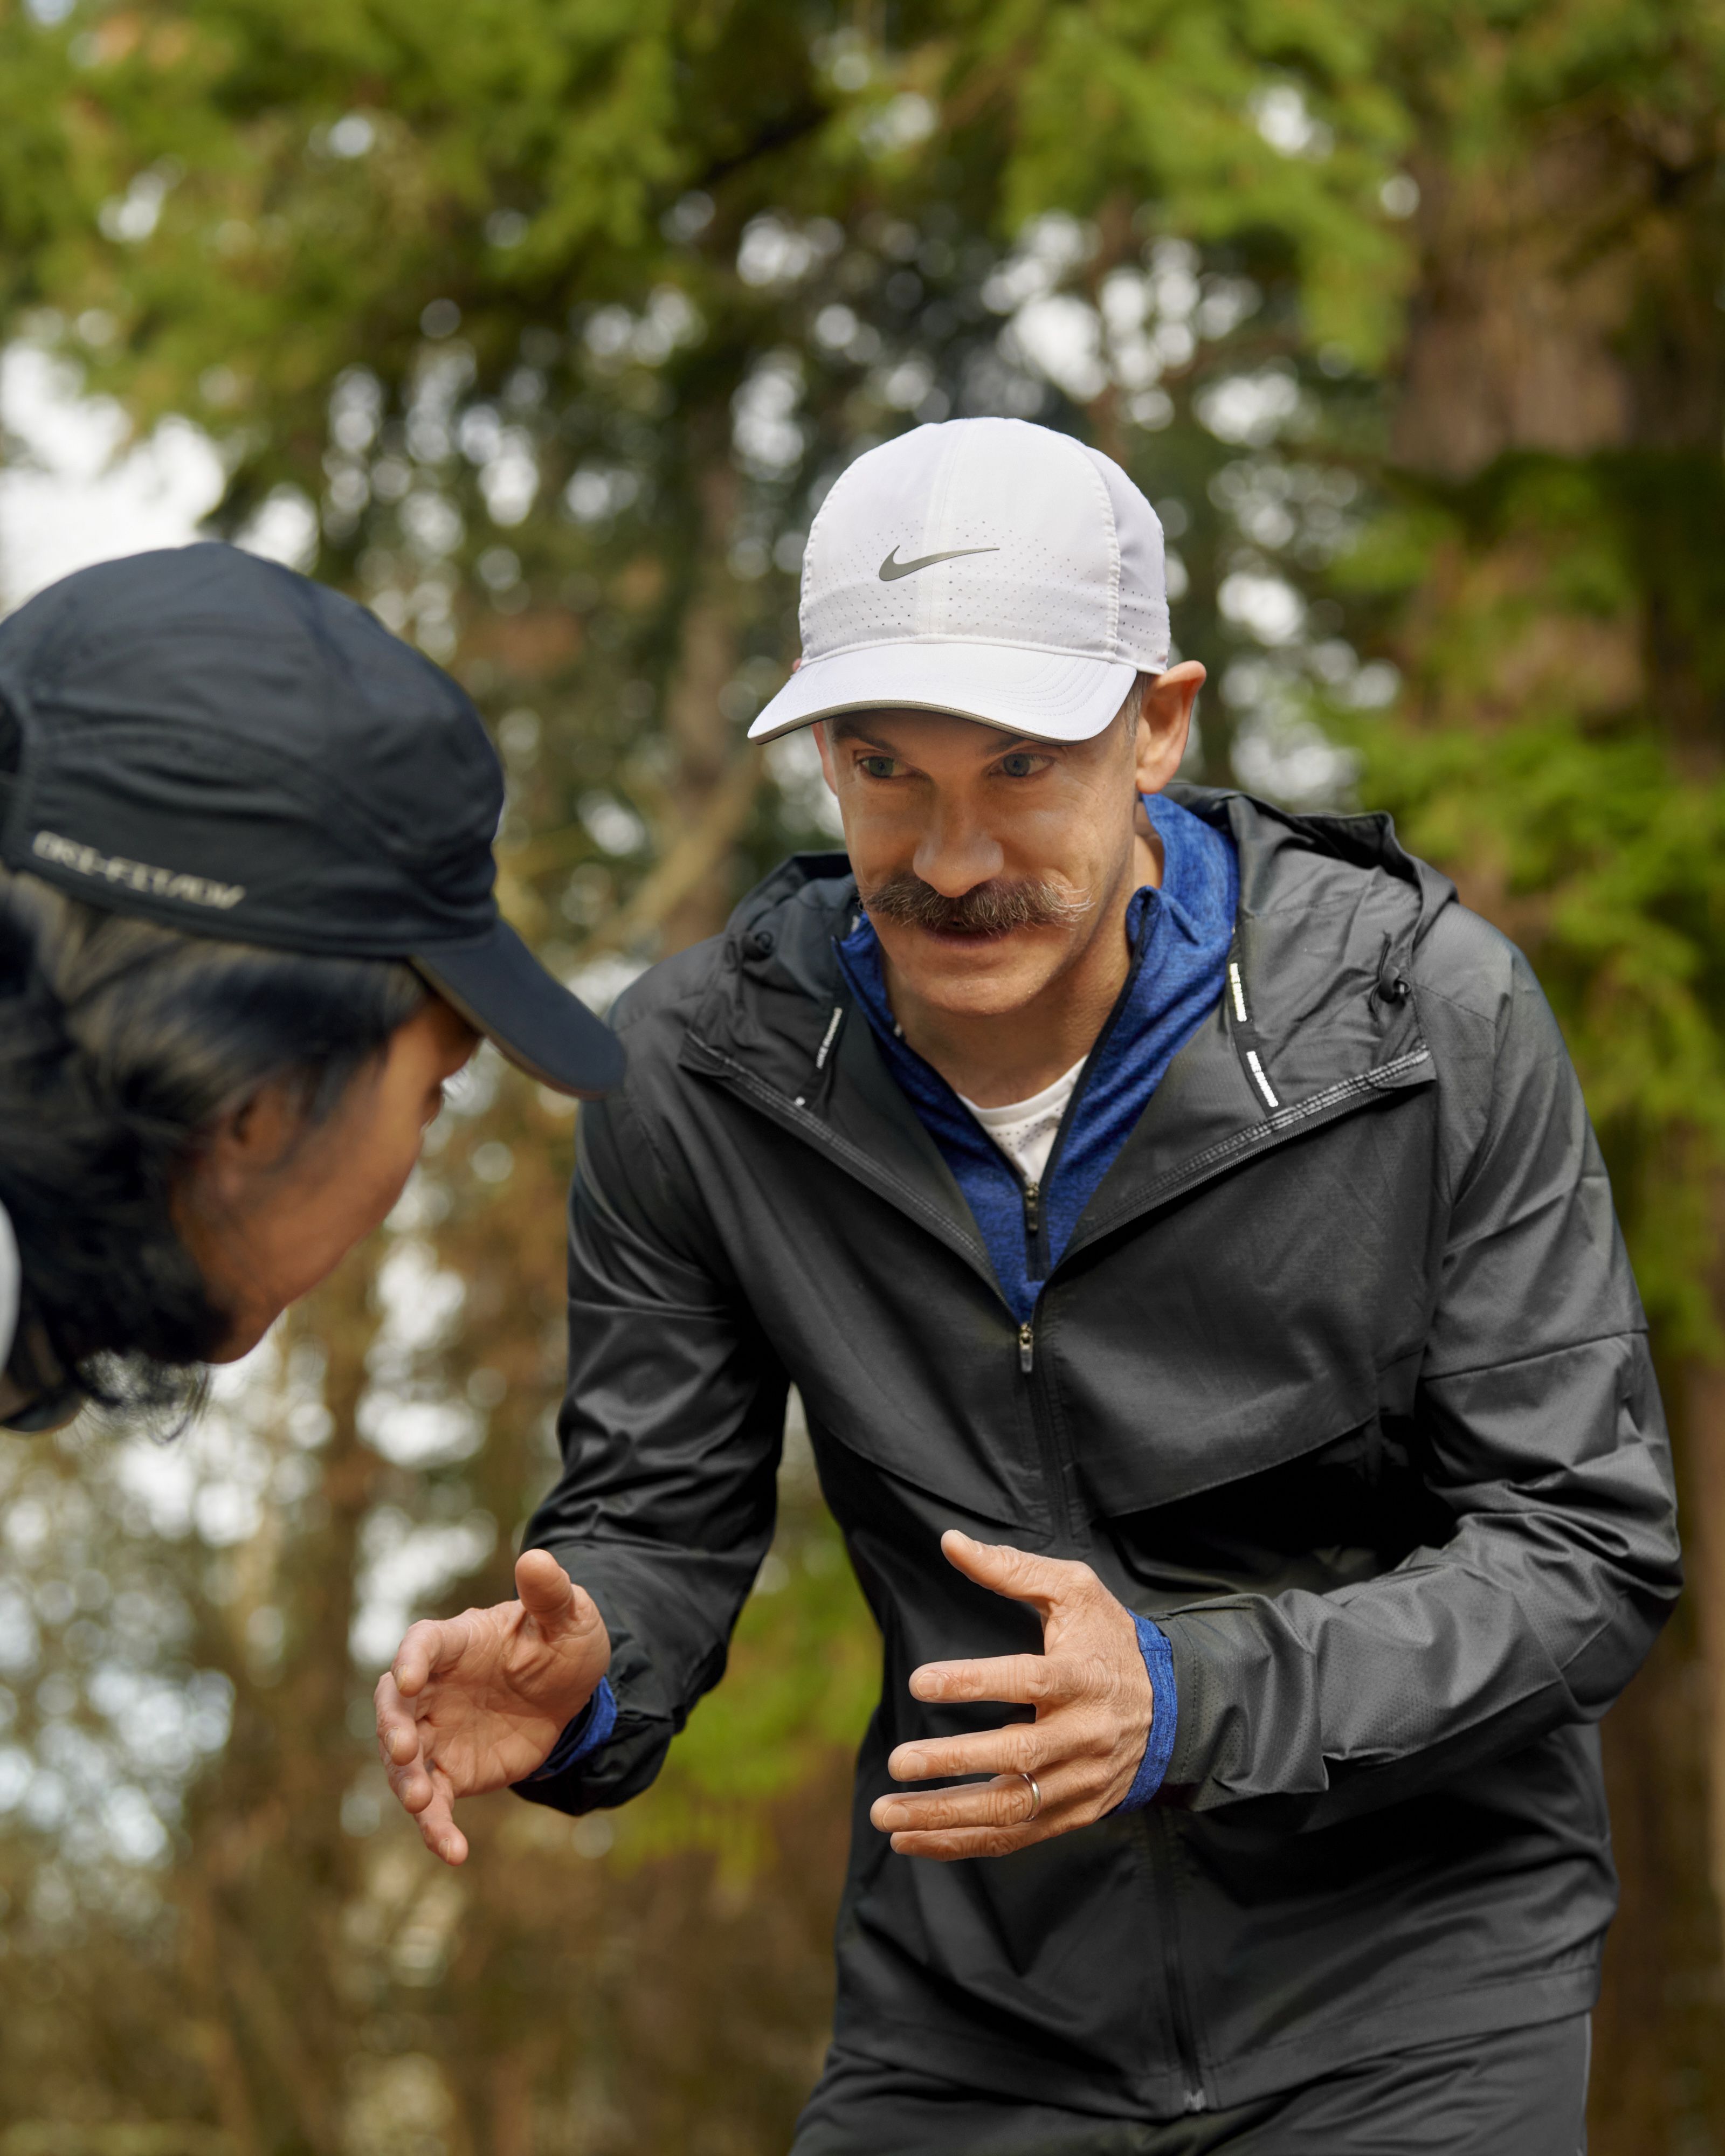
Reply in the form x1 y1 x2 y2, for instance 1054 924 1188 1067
870 1530 1155 1862
375 1549 611 1866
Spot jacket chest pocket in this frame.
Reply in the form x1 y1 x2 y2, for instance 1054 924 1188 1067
1045 1098 1442 1519
1101 1413 1455 1605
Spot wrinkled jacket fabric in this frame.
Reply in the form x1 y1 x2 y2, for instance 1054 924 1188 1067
519 787 1680 2118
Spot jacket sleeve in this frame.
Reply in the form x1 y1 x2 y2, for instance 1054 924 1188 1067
1157 938 1681 1823
514 1070 788 1816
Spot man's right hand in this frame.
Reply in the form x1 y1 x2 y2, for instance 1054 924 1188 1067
374 1548 612 1866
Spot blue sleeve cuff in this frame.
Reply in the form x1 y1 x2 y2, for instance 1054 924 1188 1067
522 1677 618 1783
1112 1616 1177 1814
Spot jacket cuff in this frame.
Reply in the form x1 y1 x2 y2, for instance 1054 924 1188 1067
519 1678 618 1785
1112 1616 1178 1813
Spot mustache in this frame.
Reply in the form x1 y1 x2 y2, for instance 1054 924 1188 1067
859 871 1096 936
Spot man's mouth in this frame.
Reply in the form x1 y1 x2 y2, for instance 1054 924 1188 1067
910 918 1019 948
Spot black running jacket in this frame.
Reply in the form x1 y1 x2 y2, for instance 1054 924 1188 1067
519 786 1680 2119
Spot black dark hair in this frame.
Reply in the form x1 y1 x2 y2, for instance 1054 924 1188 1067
0 862 426 1411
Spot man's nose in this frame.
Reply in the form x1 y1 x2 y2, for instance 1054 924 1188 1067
911 803 1005 897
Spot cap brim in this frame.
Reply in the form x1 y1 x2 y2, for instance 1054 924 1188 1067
413 922 625 1098
748 641 1137 745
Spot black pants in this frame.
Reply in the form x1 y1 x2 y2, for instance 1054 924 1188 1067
792 2015 1589 2155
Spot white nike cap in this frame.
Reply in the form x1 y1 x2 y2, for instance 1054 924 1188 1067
748 417 1170 745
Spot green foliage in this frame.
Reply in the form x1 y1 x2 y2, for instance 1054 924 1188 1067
1339 451 1725 1353
0 2 87 317
962 0 1414 359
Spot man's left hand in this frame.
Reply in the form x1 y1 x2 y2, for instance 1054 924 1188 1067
870 1530 1155 1861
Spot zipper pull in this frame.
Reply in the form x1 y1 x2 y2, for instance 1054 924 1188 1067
1022 1179 1040 1239
1018 1322 1034 1374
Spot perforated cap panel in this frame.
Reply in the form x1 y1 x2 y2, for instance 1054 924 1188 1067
752 418 1169 742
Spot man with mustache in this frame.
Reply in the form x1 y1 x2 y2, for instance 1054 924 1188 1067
377 419 1677 2152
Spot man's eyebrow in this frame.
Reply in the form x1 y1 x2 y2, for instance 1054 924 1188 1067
829 717 893 748
828 715 1052 757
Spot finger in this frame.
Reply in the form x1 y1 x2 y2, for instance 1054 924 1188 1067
391 1614 468 1697
871 1772 1048 1839
409 1776 468 1867
907 1652 1062 1707
388 1751 438 1814
374 1673 422 1767
888 1823 1044 1863
888 1720 1055 1784
515 1547 581 1630
940 1530 1096 1610
377 1722 438 1818
374 1684 436 1815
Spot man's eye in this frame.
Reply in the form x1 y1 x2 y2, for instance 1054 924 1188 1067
858 756 900 779
999 752 1045 778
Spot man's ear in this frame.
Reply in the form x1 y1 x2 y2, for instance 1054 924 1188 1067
1134 662 1206 794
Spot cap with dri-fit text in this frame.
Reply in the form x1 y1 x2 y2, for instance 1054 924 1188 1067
0 543 625 1096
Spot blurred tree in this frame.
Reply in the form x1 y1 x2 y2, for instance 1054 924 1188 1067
0 1 84 322
0 1 1722 2151
1337 10 1725 2131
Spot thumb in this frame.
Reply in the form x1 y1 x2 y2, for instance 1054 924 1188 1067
515 1548 581 1632
940 1529 1074 1610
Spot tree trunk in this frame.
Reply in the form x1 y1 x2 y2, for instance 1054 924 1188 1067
658 451 763 955
1687 1290 1725 1938
173 1255 384 2148
1394 117 1722 479
1388 96 1725 2146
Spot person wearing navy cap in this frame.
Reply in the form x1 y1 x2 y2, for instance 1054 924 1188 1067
0 541 621 1431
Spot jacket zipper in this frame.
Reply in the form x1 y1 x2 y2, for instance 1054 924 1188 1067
1015 1307 1081 1543
1020 923 1148 1284
1143 1812 1207 2114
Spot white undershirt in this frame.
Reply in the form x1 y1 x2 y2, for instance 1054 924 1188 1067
958 1059 1086 1190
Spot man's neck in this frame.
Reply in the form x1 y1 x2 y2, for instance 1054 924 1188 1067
884 827 1162 1109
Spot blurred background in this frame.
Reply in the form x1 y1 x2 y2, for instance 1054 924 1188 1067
0 1 1722 2150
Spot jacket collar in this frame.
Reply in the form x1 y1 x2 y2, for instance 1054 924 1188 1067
681 789 1446 1282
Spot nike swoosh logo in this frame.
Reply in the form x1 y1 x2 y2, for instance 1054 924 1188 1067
879 544 1000 582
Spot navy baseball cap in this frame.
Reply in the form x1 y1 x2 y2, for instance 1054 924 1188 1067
0 544 624 1096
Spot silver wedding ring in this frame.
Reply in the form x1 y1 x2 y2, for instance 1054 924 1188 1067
1015 1770 1043 1823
